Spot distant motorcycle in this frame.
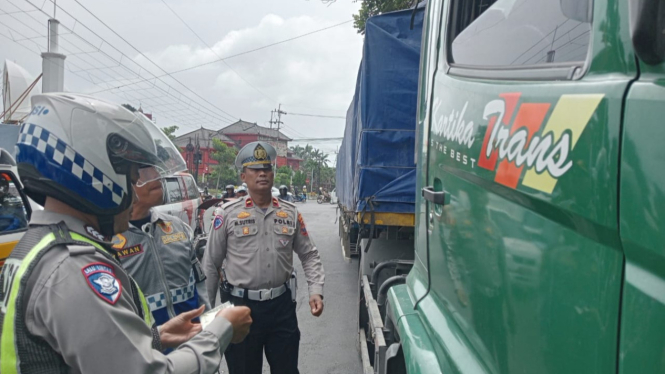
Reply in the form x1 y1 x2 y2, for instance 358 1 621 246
293 193 307 203
317 194 331 204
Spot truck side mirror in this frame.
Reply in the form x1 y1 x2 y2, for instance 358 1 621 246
629 0 665 65
560 0 592 23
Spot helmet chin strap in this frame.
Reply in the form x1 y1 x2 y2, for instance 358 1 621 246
98 214 116 238
98 173 133 239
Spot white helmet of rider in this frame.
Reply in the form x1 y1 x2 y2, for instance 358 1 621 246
15 93 186 236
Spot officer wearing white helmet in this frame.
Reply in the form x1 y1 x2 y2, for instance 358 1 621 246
236 186 248 197
0 93 251 373
202 141 324 374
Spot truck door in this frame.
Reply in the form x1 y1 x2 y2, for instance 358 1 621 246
419 0 635 372
618 3 665 371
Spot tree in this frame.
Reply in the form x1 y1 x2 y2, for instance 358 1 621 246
319 166 336 190
292 170 307 188
351 0 413 34
161 125 179 142
209 166 238 190
121 103 137 112
209 139 238 189
210 139 236 165
274 166 293 187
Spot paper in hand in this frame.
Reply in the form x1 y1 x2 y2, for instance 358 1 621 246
200 301 234 329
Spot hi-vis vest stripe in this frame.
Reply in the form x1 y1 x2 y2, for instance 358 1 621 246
1 232 152 374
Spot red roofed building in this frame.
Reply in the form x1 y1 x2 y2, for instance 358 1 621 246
219 120 302 170
173 121 303 181
173 127 236 177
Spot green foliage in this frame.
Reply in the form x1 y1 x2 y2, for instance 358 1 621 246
209 139 239 189
352 0 413 34
161 125 179 142
210 139 237 165
274 166 293 187
276 166 292 175
289 143 335 191
209 167 238 189
121 103 137 112
292 170 307 187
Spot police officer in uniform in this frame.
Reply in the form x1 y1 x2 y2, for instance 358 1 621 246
0 94 251 373
202 141 325 374
236 186 248 197
278 185 293 202
113 176 211 329
223 184 236 199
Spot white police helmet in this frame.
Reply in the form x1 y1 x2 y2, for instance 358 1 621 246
16 93 186 235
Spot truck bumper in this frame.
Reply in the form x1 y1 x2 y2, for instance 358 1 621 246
360 275 444 374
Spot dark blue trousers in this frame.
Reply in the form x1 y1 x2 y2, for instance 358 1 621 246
224 290 300 374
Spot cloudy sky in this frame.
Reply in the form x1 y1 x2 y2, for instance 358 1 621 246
0 0 364 163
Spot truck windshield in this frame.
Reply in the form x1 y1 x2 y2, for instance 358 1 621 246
451 0 592 67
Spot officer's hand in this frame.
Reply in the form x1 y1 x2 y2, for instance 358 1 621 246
309 294 324 317
217 306 252 343
159 306 205 349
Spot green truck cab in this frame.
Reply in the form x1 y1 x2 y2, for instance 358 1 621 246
376 0 665 373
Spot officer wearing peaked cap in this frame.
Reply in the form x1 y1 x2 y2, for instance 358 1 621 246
203 141 325 374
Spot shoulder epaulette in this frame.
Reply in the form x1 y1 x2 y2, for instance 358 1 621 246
68 244 96 256
221 198 243 210
279 199 296 208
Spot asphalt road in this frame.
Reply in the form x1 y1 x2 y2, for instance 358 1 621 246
218 200 362 373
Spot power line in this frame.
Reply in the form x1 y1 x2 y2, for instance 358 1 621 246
290 137 343 141
12 0 237 129
0 17 225 133
66 0 239 120
90 19 354 94
287 112 345 119
158 0 278 104
36 0 240 122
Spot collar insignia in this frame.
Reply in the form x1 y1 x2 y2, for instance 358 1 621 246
111 234 127 249
84 225 106 242
158 221 173 234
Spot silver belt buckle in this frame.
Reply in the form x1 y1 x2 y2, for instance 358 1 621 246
259 288 272 301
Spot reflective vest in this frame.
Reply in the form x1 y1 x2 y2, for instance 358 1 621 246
0 223 152 374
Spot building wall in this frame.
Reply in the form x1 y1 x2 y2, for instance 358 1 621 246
258 136 288 157
287 158 302 170
226 134 258 148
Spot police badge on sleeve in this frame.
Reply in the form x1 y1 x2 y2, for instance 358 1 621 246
81 263 122 304
213 215 224 230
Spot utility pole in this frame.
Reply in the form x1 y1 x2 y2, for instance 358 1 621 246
269 104 287 169
193 134 201 183
186 137 194 175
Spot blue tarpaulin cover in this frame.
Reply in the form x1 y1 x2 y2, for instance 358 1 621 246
336 5 424 214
